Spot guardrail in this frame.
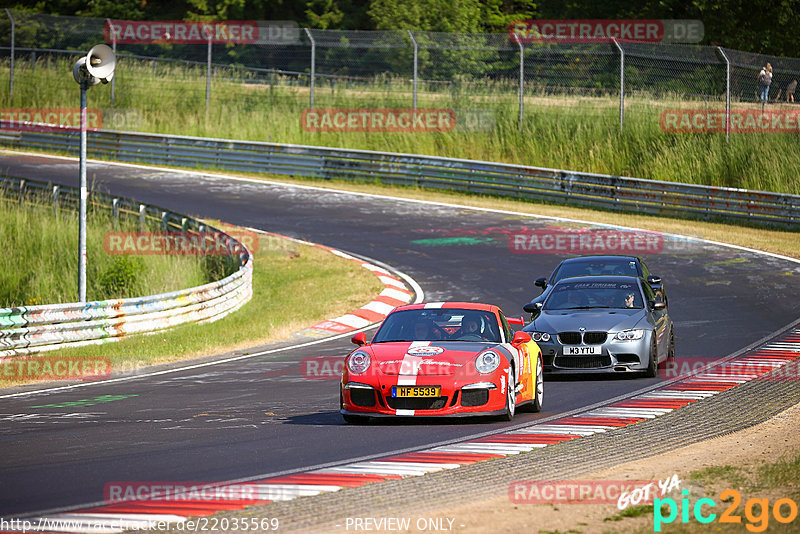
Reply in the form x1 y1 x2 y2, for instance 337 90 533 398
1 128 798 228
0 174 253 357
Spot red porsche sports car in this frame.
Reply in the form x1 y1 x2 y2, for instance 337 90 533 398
340 302 543 423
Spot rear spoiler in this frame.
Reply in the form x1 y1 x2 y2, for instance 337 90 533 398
507 316 526 326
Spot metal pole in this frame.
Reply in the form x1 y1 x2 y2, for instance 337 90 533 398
206 36 212 115
79 82 88 302
304 28 315 108
718 46 731 141
6 9 14 98
107 18 116 106
513 33 524 125
612 38 624 130
408 30 418 110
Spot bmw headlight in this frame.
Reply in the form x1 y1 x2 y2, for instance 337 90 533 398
347 351 371 374
614 329 644 341
530 331 551 343
475 351 501 374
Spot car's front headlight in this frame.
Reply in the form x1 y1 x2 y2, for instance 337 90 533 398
475 351 501 374
347 351 371 374
530 331 551 343
613 329 644 341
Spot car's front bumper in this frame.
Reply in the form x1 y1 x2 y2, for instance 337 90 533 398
538 336 651 374
340 370 512 417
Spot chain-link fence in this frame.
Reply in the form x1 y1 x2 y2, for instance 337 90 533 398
2 9 800 136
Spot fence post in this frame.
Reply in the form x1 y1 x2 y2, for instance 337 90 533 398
52 185 59 216
408 30 418 110
304 28 315 108
139 204 146 230
206 36 212 115
107 18 116 106
5 9 14 98
717 46 731 142
512 33 524 125
612 38 624 131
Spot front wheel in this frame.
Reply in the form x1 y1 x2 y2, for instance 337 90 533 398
502 369 516 421
645 336 658 378
530 356 543 413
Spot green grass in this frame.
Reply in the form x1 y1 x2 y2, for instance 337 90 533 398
2 57 800 194
0 195 209 306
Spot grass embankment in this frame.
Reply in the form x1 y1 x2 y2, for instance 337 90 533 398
0 199 384 388
0 195 209 306
1 58 799 194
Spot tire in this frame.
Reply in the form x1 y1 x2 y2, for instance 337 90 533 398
668 330 676 362
645 335 658 378
502 368 516 421
530 356 543 413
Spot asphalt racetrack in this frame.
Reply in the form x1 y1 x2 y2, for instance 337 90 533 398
2 152 800 517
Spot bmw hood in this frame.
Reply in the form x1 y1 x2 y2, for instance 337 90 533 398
529 309 644 334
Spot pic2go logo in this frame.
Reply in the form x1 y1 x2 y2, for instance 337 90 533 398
654 489 799 532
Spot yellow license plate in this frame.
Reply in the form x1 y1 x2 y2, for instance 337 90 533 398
392 386 441 398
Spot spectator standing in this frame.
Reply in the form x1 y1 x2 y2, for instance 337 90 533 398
758 63 773 108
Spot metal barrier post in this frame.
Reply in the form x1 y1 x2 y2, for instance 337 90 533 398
612 38 625 131
718 47 731 141
408 30 418 110
512 33 524 125
107 18 116 106
139 204 146 230
206 36 212 115
5 9 14 98
304 28 316 108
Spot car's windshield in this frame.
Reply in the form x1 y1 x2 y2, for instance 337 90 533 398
552 259 639 283
544 280 643 310
373 309 502 343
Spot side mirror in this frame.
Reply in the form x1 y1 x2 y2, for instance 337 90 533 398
523 301 543 313
649 301 666 311
647 275 662 286
511 330 532 347
351 332 367 346
534 277 547 290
